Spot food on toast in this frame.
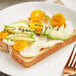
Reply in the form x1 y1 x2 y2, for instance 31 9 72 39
0 10 76 67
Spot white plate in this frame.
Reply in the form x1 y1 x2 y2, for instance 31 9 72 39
0 2 76 76
61 0 76 11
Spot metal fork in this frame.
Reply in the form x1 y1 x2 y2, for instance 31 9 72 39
63 44 76 76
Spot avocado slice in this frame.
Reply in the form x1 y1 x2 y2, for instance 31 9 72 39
5 34 36 42
5 37 36 42
41 26 48 35
48 24 73 40
44 26 51 36
41 21 73 40
5 28 34 36
6 34 33 38
4 22 35 34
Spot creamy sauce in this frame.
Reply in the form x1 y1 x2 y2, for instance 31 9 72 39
20 36 63 57
3 39 14 45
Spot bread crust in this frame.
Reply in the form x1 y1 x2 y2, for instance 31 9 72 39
0 41 9 52
11 30 76 68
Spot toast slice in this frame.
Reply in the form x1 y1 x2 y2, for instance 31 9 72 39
9 30 76 68
0 30 76 67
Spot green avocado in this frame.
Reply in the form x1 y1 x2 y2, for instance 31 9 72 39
5 34 36 42
41 21 73 40
41 26 48 35
48 25 73 40
4 22 35 34
44 26 51 35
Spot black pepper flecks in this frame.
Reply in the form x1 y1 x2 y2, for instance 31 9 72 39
35 24 38 26
28 25 30 27
13 28 16 30
4 29 8 32
6 30 8 32
22 29 25 32
33 30 35 32
28 30 31 32
35 33 40 36
45 26 48 30
13 34 15 35
41 29 43 31
39 25 41 26
18 28 21 30
57 28 59 31
25 29 28 32
49 27 51 29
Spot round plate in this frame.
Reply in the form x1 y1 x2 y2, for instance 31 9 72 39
0 2 76 76
61 0 76 11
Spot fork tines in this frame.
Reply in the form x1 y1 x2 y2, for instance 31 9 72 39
63 44 76 76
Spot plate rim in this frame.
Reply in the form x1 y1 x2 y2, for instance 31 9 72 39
0 1 76 13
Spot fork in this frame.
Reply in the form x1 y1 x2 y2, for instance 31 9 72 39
63 44 76 76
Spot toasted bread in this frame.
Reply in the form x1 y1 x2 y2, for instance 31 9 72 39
0 41 9 52
0 30 76 67
9 30 76 68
